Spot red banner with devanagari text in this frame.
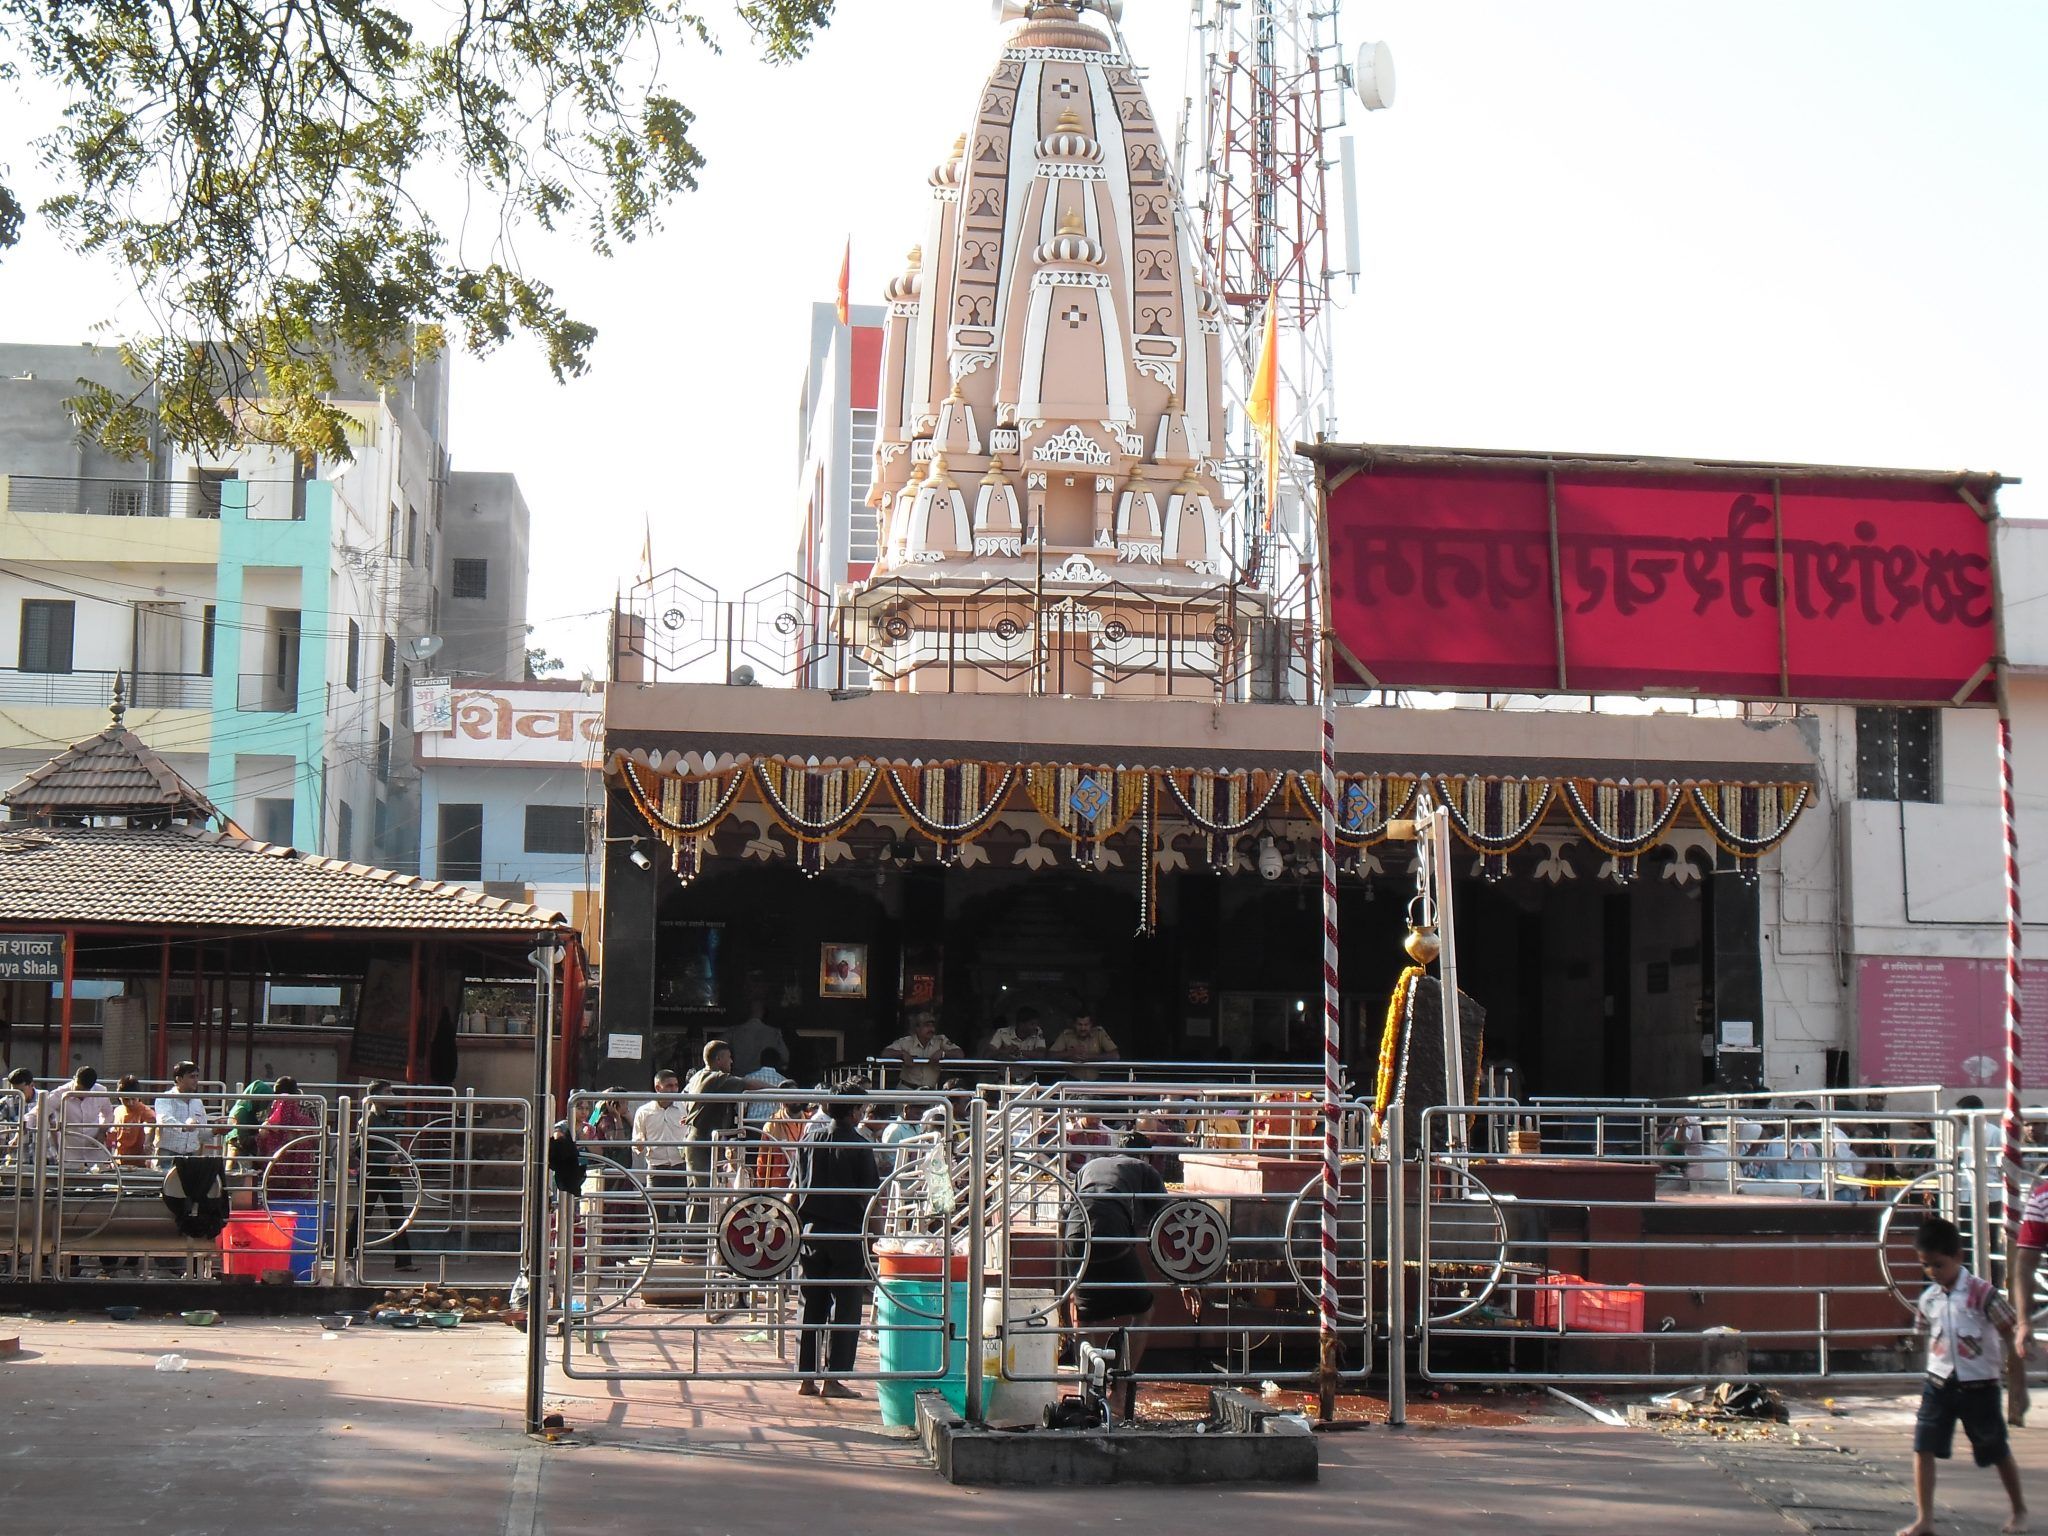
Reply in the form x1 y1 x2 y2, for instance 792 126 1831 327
1322 456 1998 703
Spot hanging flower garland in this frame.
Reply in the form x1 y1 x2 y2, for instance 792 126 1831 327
753 759 882 876
1688 782 1811 879
884 762 1017 864
1025 765 1147 868
1290 772 1420 849
620 761 747 885
1135 774 1158 936
1160 769 1288 871
1559 778 1684 885
1435 775 1557 882
1371 965 1426 1137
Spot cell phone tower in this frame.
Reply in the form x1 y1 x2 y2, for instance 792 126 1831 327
1174 1 1394 586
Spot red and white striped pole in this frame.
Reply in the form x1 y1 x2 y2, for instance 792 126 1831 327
1317 679 1342 1407
2000 715 2025 1220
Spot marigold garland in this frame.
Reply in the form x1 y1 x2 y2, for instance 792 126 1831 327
1560 778 1684 884
1372 966 1425 1131
752 761 881 876
884 762 1017 863
1025 765 1147 867
1160 769 1287 871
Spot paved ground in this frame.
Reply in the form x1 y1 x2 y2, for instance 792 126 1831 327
1 1311 2041 1534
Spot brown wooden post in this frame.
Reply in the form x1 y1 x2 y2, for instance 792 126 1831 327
154 936 171 1080
404 940 424 1084
244 951 259 1086
57 928 75 1073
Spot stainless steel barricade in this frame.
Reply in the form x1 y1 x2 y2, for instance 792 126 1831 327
1416 1103 1957 1385
12 1088 326 1281
342 1093 530 1291
554 1088 960 1389
976 1080 1375 1417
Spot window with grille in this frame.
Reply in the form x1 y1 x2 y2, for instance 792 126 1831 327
406 505 419 565
848 408 880 564
439 803 485 882
336 800 354 860
452 559 489 600
523 804 590 855
376 724 392 784
201 605 217 676
196 469 237 518
346 621 361 691
381 634 396 686
19 600 75 673
1856 707 1940 803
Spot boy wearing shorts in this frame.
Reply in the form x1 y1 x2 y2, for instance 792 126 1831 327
1902 1216 2027 1536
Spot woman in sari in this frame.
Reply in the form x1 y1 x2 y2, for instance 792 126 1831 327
258 1076 321 1201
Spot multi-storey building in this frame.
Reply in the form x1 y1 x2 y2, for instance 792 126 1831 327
0 341 529 870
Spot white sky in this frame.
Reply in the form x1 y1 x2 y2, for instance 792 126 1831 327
4 1 2043 674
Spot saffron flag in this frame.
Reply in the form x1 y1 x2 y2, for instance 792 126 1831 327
1246 284 1281 532
637 513 654 585
835 238 851 326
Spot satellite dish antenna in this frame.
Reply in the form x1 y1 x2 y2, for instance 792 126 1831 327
1356 41 1396 111
399 635 444 664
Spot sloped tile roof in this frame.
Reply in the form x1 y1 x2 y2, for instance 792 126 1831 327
1 725 220 820
0 823 567 935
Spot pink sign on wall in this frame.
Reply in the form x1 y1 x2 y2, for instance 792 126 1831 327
1857 956 2048 1088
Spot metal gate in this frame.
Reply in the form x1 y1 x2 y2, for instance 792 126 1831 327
340 1092 530 1289
977 1081 1375 1411
554 1088 960 1385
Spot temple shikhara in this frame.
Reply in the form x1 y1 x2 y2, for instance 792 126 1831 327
853 2 1250 696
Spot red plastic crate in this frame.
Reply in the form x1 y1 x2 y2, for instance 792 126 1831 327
1532 1272 1644 1335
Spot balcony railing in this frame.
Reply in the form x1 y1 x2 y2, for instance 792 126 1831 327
0 667 211 710
237 672 299 713
2 474 306 520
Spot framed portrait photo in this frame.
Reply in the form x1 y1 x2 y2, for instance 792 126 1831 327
819 942 868 1000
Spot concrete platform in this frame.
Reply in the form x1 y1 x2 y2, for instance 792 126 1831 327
916 1387 1318 1485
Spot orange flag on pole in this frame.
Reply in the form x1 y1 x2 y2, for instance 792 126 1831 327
835 238 851 326
1246 283 1281 532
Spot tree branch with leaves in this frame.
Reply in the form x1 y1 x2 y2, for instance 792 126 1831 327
0 0 836 460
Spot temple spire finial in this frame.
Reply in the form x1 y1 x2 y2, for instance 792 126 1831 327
110 673 126 727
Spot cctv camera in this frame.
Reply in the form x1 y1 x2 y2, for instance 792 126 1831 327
1257 835 1284 881
628 845 652 871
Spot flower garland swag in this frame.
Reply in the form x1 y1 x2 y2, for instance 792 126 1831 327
752 759 882 876
1559 778 1683 885
1371 966 1426 1143
1292 772 1419 873
1159 769 1287 871
1024 765 1148 868
620 761 747 885
884 762 1017 864
1688 782 1811 883
1435 776 1556 882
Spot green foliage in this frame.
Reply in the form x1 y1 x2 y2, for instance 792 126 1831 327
0 0 836 460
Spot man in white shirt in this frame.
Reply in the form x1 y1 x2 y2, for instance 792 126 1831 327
27 1065 112 1168
884 1013 962 1091
633 1070 691 1247
986 1009 1049 1060
154 1060 211 1166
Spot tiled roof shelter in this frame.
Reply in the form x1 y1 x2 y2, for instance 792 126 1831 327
0 701 584 1084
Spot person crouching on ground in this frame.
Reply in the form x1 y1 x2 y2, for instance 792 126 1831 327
1062 1131 1170 1421
1901 1215 2028 1536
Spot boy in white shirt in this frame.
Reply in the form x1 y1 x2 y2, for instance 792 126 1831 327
1901 1215 2027 1536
